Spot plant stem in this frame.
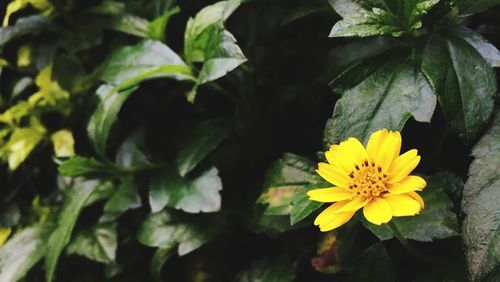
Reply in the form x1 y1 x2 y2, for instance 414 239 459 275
387 221 449 265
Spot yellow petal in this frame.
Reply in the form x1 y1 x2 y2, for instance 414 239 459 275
375 131 401 172
407 191 425 209
325 148 351 174
383 193 421 216
388 149 421 184
319 211 356 232
307 187 354 202
366 129 388 162
342 137 369 165
363 197 392 225
316 163 350 188
334 197 369 214
388 175 426 194
314 201 350 226
325 138 367 173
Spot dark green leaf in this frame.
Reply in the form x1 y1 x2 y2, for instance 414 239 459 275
176 118 232 177
104 177 141 215
0 225 52 282
324 62 436 146
150 248 172 282
137 211 222 256
281 5 328 25
100 40 193 87
451 27 500 67
326 37 400 93
462 112 500 281
58 156 118 177
0 204 21 227
67 222 117 264
349 243 395 282
87 85 137 158
362 174 460 241
149 167 222 213
60 22 103 53
455 0 500 15
45 179 103 282
0 16 51 46
235 256 295 282
421 33 496 143
328 0 439 38
290 184 324 225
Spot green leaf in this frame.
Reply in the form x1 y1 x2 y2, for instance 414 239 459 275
290 184 324 225
421 33 496 143
150 248 172 282
107 14 150 38
349 243 395 282
0 15 50 46
176 118 232 177
87 85 137 158
100 40 193 87
362 174 460 241
45 179 104 282
0 119 46 170
58 156 118 177
104 177 141 215
324 61 436 146
67 222 117 264
258 153 321 216
0 225 51 282
328 0 439 38
148 6 180 41
137 211 222 256
115 129 152 168
451 27 500 67
184 0 246 93
455 0 500 15
184 0 241 63
235 256 295 282
196 28 247 84
149 167 222 213
462 112 500 281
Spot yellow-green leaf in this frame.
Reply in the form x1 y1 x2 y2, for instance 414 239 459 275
0 117 46 170
3 0 53 27
0 227 12 247
50 130 75 157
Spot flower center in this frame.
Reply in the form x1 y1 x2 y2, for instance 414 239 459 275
347 159 388 198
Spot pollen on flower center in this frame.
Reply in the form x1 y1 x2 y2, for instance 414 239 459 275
347 159 388 198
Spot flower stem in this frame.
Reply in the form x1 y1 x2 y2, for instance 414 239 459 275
387 221 449 265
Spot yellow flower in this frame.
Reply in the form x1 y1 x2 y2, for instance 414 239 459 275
307 129 426 231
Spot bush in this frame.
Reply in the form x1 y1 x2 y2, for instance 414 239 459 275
0 0 499 281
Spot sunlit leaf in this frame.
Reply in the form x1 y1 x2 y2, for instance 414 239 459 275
137 211 223 256
149 167 222 214
51 130 75 157
67 222 118 264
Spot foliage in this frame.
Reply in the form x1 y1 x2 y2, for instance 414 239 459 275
0 0 499 281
